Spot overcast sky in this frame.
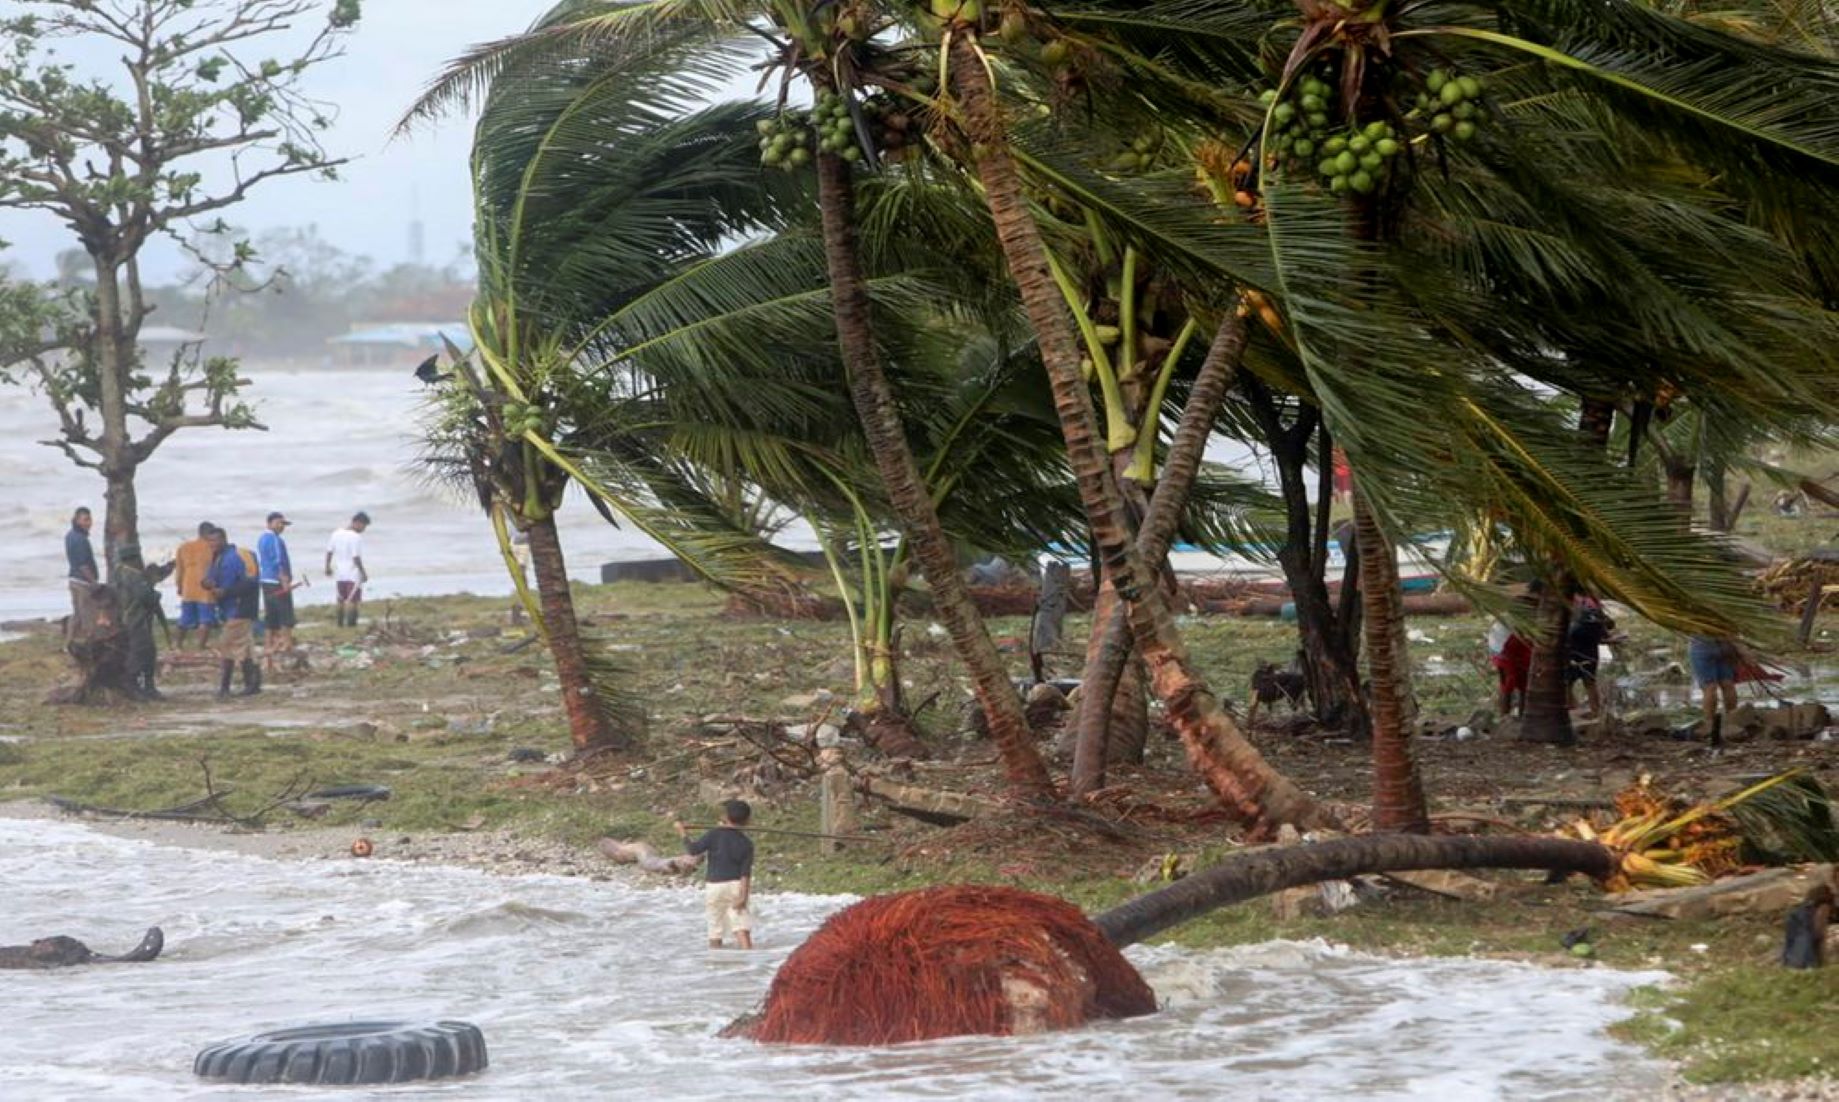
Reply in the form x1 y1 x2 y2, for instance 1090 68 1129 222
0 1 570 281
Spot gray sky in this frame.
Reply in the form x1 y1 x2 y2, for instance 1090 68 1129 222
0 1 558 281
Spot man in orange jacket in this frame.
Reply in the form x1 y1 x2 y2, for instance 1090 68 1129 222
172 521 219 650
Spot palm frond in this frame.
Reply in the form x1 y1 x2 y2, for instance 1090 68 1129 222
1727 770 1839 864
398 0 758 131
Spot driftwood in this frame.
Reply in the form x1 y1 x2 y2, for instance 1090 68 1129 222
48 759 311 829
596 839 701 874
48 794 231 823
857 775 1007 826
0 927 164 970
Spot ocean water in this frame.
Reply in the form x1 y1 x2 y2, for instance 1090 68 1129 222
0 364 700 622
0 817 1673 1100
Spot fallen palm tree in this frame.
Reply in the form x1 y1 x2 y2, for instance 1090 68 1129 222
730 833 1614 1045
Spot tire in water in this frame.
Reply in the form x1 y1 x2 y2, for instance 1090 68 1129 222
193 1020 487 1085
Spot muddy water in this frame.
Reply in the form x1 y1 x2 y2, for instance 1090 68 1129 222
0 818 1670 1100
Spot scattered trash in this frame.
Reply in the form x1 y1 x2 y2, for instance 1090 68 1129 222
349 838 374 858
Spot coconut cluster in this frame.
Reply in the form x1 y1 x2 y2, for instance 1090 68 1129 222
757 113 815 171
1413 69 1486 142
500 400 544 437
812 91 861 161
1252 64 1490 200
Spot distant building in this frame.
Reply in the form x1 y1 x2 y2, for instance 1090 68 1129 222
326 322 473 369
136 325 209 366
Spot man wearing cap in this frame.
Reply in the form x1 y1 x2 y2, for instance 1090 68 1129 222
257 512 298 668
325 512 370 628
173 521 220 650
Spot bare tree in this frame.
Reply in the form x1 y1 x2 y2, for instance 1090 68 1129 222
0 0 361 565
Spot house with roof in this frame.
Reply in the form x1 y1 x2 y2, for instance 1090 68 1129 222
326 322 473 369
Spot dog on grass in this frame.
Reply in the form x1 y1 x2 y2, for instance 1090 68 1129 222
1247 655 1307 727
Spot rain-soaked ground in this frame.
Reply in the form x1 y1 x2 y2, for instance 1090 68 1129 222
0 817 1672 1101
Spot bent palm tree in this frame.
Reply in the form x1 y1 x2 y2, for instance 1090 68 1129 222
415 32 839 751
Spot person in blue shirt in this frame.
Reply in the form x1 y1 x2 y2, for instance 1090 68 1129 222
64 507 98 627
204 529 262 698
256 511 297 669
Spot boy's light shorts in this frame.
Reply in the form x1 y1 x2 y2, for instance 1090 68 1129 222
705 880 751 941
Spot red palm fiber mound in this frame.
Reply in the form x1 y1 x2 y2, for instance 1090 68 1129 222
738 884 1158 1045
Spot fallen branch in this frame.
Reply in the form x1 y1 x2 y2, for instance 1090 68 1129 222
47 794 233 823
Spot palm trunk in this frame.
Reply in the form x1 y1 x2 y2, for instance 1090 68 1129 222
1071 315 1249 793
815 149 1052 798
525 513 619 752
1074 574 1149 774
1353 490 1429 832
1092 834 1613 948
1518 580 1576 746
1663 456 1696 519
1247 381 1365 731
1520 399 1614 740
949 37 1320 832
1704 457 1743 533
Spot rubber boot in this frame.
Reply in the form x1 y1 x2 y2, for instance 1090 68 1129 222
239 659 262 696
217 661 235 699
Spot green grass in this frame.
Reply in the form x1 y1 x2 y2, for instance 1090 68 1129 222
1619 967 1839 1083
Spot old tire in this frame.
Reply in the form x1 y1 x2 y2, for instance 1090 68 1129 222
193 1020 486 1085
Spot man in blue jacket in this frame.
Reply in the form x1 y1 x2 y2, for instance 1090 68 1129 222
204 529 262 698
256 511 297 670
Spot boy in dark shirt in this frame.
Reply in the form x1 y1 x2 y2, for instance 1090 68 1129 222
674 800 755 949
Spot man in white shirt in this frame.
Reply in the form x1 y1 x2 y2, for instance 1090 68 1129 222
325 512 370 628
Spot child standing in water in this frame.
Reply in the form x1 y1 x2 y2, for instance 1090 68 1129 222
675 800 755 949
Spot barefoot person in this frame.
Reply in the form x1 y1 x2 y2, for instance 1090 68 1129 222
1688 634 1740 731
256 512 298 667
325 512 370 628
173 522 220 650
204 528 261 698
674 800 755 949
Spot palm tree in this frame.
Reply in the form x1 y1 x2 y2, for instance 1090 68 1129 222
1013 0 1837 820
411 0 1835 831
413 32 854 752
410 6 1062 797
